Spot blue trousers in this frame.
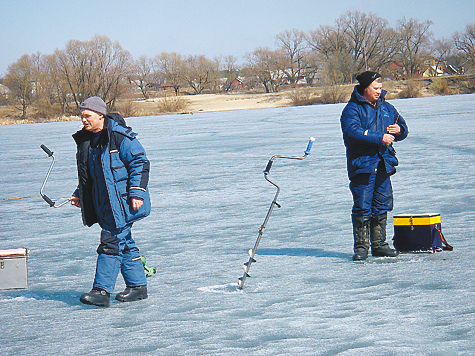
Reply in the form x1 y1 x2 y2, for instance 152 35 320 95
349 162 393 217
93 224 147 293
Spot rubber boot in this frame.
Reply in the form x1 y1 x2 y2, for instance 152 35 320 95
352 215 371 261
370 213 399 257
80 288 110 307
115 285 148 302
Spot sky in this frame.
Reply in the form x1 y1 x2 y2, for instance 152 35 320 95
1 0 474 76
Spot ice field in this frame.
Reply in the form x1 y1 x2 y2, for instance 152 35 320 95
1 93 474 355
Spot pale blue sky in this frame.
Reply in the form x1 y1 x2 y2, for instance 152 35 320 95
1 0 474 76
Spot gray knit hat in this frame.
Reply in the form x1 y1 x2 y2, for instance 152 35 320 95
79 96 107 115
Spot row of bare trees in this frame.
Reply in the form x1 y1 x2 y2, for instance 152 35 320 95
3 12 475 118
3 36 133 118
247 13 472 93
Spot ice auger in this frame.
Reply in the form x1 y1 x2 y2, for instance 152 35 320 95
237 137 314 289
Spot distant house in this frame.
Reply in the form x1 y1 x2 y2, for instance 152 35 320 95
157 81 181 95
385 57 463 79
422 56 463 77
159 81 179 90
423 65 444 77
0 84 9 99
228 77 243 90
385 61 406 80
222 76 245 91
447 64 463 75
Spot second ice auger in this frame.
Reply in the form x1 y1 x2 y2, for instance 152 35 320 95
237 137 314 289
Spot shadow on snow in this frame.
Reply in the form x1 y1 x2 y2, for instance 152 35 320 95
255 247 349 260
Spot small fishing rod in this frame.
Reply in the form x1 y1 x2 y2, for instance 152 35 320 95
1 194 39 202
237 137 315 289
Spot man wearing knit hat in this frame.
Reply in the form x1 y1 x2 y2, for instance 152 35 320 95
69 96 151 306
340 72 408 261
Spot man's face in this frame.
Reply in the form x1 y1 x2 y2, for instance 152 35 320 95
81 109 104 133
363 80 382 103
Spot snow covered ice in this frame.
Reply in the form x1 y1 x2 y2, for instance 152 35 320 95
1 94 474 355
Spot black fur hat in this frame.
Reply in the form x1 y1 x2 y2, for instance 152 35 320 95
356 71 381 93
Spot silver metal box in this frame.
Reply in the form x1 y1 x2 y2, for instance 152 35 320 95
0 248 28 290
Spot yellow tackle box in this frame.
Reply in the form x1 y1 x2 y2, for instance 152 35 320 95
393 214 452 252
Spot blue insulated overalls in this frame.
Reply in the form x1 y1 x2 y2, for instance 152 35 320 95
341 87 408 260
73 116 151 293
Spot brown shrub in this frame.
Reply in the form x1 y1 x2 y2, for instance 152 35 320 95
397 80 421 98
157 96 188 113
430 78 452 95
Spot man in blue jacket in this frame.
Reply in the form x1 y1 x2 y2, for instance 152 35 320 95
69 96 151 307
340 72 408 261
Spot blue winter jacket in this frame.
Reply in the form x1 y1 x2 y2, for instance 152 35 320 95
340 87 408 179
73 116 151 228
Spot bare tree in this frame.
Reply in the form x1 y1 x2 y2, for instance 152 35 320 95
89 35 133 109
430 37 456 74
179 55 220 94
52 35 133 110
132 55 156 99
454 23 475 72
155 52 184 95
338 11 397 72
29 52 64 117
245 47 285 93
276 29 308 85
308 11 399 83
4 54 35 118
41 53 73 114
307 24 346 59
396 17 433 77
307 22 355 83
299 50 319 85
220 55 240 92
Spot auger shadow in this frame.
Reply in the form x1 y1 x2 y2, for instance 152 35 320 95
255 247 349 259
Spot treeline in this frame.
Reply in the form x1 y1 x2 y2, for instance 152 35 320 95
2 11 475 119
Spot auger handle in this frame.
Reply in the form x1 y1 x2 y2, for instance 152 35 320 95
40 144 53 157
264 160 273 175
304 137 315 155
41 194 55 207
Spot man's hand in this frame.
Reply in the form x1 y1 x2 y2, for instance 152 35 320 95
69 196 81 208
382 134 395 145
131 197 144 211
386 124 401 135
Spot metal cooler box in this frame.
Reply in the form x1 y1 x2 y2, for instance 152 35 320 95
0 248 28 290
393 214 452 253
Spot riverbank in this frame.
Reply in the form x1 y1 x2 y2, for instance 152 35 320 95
1 75 474 125
0 91 296 125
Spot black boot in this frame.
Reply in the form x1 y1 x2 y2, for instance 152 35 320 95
370 213 399 257
115 285 148 302
352 215 370 261
80 287 110 307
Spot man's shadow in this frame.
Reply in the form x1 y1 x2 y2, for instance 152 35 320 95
1 289 82 306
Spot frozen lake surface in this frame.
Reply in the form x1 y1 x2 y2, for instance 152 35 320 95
1 93 474 355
